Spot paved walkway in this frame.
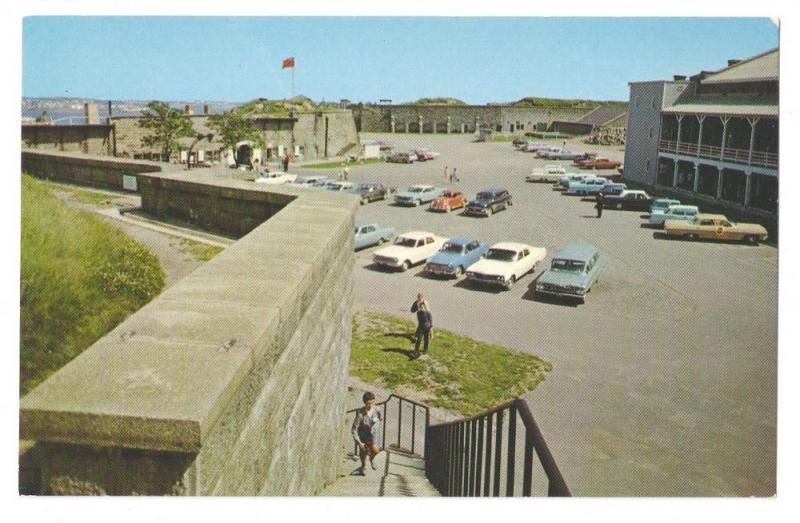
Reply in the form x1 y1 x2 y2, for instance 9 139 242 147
319 449 440 497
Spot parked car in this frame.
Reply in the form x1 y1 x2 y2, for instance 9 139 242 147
578 157 622 170
286 175 329 189
559 173 597 188
372 231 447 271
254 171 297 184
386 152 415 163
600 182 627 196
536 146 563 158
414 148 440 160
425 237 489 278
663 214 768 244
521 142 552 152
465 242 547 290
354 220 395 250
394 184 443 206
350 182 388 204
602 190 655 211
648 205 700 228
535 244 603 303
650 198 681 215
464 188 513 217
572 152 598 165
548 150 584 160
430 189 466 212
512 138 528 148
526 165 568 183
325 181 356 192
567 177 610 195
310 177 335 189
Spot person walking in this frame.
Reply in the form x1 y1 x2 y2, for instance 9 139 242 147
342 165 350 181
282 155 290 172
351 391 382 475
443 165 449 182
450 167 458 183
595 192 604 218
410 294 433 355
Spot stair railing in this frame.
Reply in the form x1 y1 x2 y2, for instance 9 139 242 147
425 398 570 497
346 394 430 457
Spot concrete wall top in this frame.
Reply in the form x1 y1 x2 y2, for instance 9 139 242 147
21 150 163 172
19 172 358 453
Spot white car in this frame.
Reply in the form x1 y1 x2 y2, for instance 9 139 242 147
526 165 567 183
465 242 547 290
254 171 297 184
325 181 356 192
649 204 700 228
372 231 448 272
286 175 328 189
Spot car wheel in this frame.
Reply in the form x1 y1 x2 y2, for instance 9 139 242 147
688 233 699 241
455 266 464 277
445 205 451 213
505 276 516 290
382 193 388 200
377 237 386 245
360 198 366 205
415 200 421 207
746 234 759 245
616 203 622 210
507 199 513 206
401 260 411 272
487 207 493 216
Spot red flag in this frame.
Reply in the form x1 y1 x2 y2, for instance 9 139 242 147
282 57 295 69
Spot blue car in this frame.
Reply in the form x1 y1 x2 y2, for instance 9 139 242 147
567 177 609 195
535 244 603 303
354 220 395 250
424 237 489 278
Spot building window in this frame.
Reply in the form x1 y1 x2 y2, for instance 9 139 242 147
651 97 657 109
646 159 651 172
649 128 654 139
635 96 640 108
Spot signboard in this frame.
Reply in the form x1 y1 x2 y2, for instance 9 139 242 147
122 174 138 192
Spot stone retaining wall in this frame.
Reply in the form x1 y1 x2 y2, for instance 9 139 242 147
19 154 359 495
21 150 162 190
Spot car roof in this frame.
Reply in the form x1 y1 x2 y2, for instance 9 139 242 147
409 184 435 190
553 244 599 261
489 241 530 251
655 198 680 202
445 237 478 246
478 187 507 193
667 204 699 210
696 213 729 220
398 231 436 240
354 220 370 227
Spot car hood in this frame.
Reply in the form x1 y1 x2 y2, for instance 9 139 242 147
467 199 492 207
396 191 424 199
468 259 514 275
374 245 416 258
537 270 590 288
428 251 465 265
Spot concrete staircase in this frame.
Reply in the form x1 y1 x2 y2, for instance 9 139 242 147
318 449 440 497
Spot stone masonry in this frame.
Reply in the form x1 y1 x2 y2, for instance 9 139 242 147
19 153 359 495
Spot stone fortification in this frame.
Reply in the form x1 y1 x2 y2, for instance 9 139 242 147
21 150 161 190
19 153 359 495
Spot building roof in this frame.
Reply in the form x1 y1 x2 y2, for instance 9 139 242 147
662 92 778 117
700 48 778 85
573 106 628 126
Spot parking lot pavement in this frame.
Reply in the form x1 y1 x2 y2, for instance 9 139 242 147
323 132 777 496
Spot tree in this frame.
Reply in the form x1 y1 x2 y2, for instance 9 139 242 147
137 101 195 161
208 110 265 164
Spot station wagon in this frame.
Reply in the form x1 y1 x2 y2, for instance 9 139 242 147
536 244 603 303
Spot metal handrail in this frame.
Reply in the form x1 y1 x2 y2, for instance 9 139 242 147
425 397 570 497
660 139 778 168
347 394 430 457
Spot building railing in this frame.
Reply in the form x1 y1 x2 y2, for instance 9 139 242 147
424 398 570 497
659 140 778 169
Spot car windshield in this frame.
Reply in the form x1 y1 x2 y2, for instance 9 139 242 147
408 187 425 193
477 192 493 200
485 249 516 261
551 259 586 273
442 242 464 254
394 237 418 247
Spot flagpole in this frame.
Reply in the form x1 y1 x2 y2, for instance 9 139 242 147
292 62 295 99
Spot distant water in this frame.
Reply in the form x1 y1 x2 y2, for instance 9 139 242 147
21 108 228 122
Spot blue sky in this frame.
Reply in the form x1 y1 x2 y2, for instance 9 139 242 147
22 17 778 104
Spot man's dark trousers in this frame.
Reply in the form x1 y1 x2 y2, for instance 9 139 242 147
414 326 430 353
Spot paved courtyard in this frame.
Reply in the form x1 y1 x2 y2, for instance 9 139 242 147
297 132 777 496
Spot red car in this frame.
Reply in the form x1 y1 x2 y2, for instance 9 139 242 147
578 157 622 170
430 189 466 212
414 149 435 161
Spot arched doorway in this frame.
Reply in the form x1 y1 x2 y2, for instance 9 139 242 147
237 143 253 166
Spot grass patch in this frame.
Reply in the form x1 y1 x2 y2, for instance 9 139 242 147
178 239 224 261
302 158 386 169
350 310 552 416
20 174 165 395
36 179 121 208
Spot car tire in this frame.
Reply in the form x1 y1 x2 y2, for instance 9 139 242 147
688 233 699 241
415 200 421 207
746 234 759 245
456 266 464 277
507 199 513 206
616 203 622 210
360 198 367 205
505 276 516 290
487 207 493 216
445 205 451 213
378 237 386 245
401 260 411 272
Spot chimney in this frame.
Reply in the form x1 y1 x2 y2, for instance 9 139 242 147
673 75 687 81
184 104 193 115
203 103 210 115
84 103 100 124
728 59 741 67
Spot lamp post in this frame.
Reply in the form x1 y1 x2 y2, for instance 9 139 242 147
186 133 214 170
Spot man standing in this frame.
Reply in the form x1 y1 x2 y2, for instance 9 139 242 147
410 293 433 355
283 155 290 172
443 165 449 182
595 192 604 218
